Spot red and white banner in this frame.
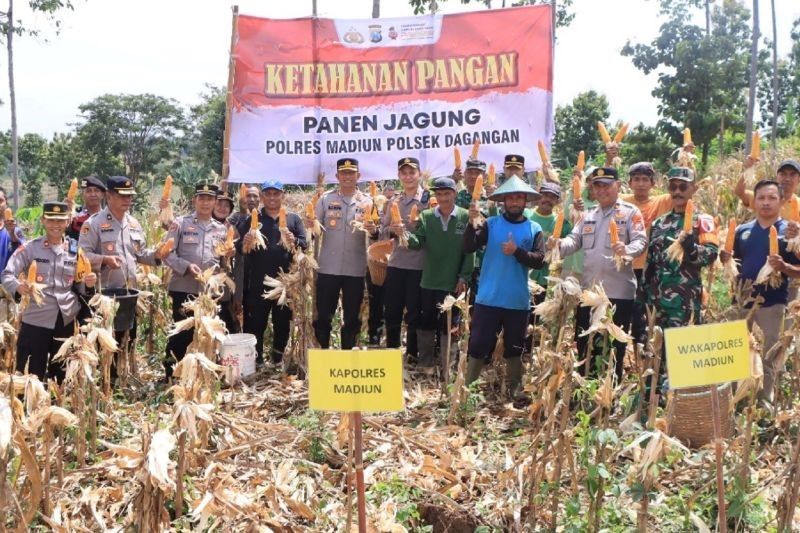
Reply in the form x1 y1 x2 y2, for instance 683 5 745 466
229 6 553 184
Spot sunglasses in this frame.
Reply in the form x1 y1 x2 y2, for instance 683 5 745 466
668 182 690 192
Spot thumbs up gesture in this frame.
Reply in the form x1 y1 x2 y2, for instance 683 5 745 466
502 232 517 255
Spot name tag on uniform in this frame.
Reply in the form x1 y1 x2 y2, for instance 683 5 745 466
583 222 595 234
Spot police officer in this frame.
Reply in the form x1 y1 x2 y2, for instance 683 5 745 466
162 183 232 377
214 188 241 334
236 180 307 364
381 157 430 362
551 167 647 380
213 189 236 224
67 175 106 241
3 201 97 382
499 154 527 186
311 158 374 349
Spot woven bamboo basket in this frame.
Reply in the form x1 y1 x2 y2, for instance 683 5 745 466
669 383 733 448
367 240 394 286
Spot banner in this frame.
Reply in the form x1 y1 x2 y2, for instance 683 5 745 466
229 6 554 184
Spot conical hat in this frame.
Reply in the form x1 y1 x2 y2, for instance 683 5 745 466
488 175 540 202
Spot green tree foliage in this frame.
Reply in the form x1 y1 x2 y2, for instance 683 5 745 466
187 85 225 176
551 90 609 168
43 132 92 198
17 133 47 206
622 0 752 166
75 93 186 184
618 123 675 173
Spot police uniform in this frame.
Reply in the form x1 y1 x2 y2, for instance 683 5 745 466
381 157 430 359
313 158 373 349
235 180 308 364
67 176 106 241
2 202 87 382
498 154 527 186
214 189 241 334
162 184 230 377
559 167 648 379
78 176 160 295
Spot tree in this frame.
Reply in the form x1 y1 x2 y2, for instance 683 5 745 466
551 90 609 168
16 133 47 206
618 123 675 173
744 0 759 154
75 93 186 184
0 0 75 209
187 85 225 176
43 132 92 198
408 0 575 29
622 0 751 166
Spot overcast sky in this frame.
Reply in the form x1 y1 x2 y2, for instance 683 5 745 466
1 0 798 138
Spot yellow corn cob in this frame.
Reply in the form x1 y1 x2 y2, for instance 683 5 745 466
66 178 78 201
724 219 736 253
75 248 91 281
454 147 462 169
572 176 581 200
306 202 315 220
370 205 380 223
409 205 418 224
369 181 377 198
751 132 761 159
537 140 549 164
613 123 629 143
390 202 402 225
225 226 235 247
597 122 611 143
683 128 692 146
162 175 173 200
471 139 480 159
683 201 694 233
553 210 564 239
240 183 248 200
250 208 259 230
472 176 483 202
769 225 778 255
487 164 496 186
278 206 287 229
4 208 12 220
158 238 175 256
576 150 585 172
27 261 37 283
609 221 619 244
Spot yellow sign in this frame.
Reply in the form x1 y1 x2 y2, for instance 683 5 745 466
308 349 404 412
664 320 751 389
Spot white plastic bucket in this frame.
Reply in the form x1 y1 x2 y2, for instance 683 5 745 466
219 333 257 384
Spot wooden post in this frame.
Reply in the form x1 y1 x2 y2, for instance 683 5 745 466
221 6 240 183
710 385 727 533
352 411 367 533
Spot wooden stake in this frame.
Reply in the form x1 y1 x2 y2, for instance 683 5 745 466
221 5 240 182
710 385 728 533
352 411 367 533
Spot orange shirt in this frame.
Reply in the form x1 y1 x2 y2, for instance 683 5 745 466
743 191 800 222
621 193 673 269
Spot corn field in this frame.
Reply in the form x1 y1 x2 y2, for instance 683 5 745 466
0 153 799 532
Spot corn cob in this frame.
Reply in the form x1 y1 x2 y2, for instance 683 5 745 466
76 248 92 281
278 207 287 229
537 140 549 164
572 176 581 200
751 132 761 159
472 176 483 202
390 202 402 225
369 181 377 198
609 221 619 244
769 225 778 255
724 220 736 253
250 209 259 230
157 238 175 256
454 147 462 169
67 178 78 201
487 164 496 186
306 202 315 220
553 210 564 239
471 139 480 159
225 226 235 248
576 150 585 172
239 183 248 200
613 123 629 143
597 122 611 143
162 175 173 200
683 201 694 233
683 128 692 146
4 208 12 220
27 261 37 283
409 205 418 224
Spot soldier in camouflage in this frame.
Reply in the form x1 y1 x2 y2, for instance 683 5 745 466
645 167 719 329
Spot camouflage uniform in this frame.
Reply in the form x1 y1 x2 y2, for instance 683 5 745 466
645 209 719 328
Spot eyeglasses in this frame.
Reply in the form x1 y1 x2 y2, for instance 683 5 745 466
668 182 690 192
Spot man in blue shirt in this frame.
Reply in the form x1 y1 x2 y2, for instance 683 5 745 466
0 187 24 271
721 179 800 405
463 176 545 399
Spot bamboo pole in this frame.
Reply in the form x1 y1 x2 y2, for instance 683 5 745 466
710 386 727 533
221 6 240 183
